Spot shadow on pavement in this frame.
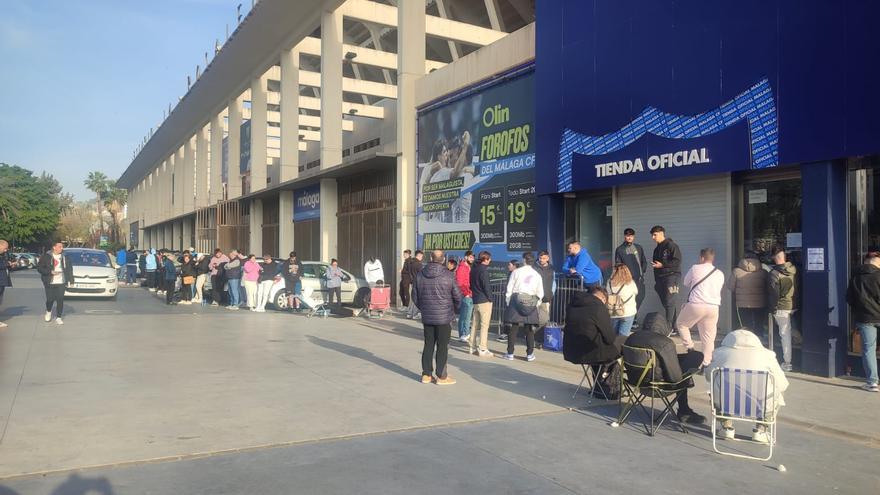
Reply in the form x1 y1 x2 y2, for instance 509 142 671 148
307 335 423 382
0 473 115 495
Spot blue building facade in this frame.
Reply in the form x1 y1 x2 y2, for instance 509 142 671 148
535 0 880 377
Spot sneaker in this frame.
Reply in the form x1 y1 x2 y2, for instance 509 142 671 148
0 321 7 328
458 335 470 343
861 383 880 393
44 311 52 322
149 288 157 292
501 353 514 361
55 318 64 325
478 349 493 358
353 308 363 317
211 302 219 307
405 314 412 320
781 362 793 372
678 409 706 424
435 376 457 385
752 428 770 444
720 426 736 440
420 374 434 384
526 354 536 362
497 334 508 343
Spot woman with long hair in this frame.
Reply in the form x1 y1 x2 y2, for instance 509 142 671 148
606 263 639 336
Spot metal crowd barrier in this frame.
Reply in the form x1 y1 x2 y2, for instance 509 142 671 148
488 273 589 334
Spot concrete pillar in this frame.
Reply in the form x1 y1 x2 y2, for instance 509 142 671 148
320 8 343 170
396 1 425 275
249 198 263 256
161 161 170 221
319 178 338 262
279 190 295 255
172 221 181 251
195 125 209 208
227 95 244 199
280 47 300 182
250 74 269 192
173 148 184 217
165 223 173 250
183 137 195 213
182 217 194 251
209 113 225 204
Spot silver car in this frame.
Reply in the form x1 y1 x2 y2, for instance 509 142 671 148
63 248 119 299
268 261 368 310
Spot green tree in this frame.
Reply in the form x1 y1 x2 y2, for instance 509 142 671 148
103 185 127 245
0 163 63 246
84 171 109 241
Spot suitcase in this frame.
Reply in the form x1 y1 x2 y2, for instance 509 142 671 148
543 325 564 351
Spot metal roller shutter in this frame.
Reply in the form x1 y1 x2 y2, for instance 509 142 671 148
616 175 733 333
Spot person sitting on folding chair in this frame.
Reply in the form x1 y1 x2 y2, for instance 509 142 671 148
625 317 706 424
563 287 625 399
704 329 788 444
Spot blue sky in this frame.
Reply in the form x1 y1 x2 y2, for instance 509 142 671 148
0 0 248 200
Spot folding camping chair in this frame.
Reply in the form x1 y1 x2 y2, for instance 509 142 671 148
613 345 699 436
366 284 391 318
571 361 617 401
710 367 778 461
299 287 330 318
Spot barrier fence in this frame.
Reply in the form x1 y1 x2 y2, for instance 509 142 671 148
488 273 588 334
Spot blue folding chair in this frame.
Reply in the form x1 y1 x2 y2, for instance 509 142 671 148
710 367 778 461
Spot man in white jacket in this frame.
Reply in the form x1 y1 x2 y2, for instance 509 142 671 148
704 329 789 444
364 256 385 286
676 248 725 367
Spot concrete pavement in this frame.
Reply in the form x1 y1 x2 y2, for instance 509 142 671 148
0 271 877 494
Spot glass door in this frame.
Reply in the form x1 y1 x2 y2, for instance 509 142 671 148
575 192 613 281
848 158 880 357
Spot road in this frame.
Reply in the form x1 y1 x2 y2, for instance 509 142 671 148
0 270 877 494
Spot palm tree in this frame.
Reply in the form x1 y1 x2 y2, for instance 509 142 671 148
103 185 127 245
84 171 109 242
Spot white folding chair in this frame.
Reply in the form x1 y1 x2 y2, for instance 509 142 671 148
710 367 778 461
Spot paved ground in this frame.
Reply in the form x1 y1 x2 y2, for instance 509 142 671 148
0 271 877 494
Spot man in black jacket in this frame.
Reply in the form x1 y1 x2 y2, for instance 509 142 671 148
412 250 462 385
405 250 424 319
36 242 73 325
469 250 493 357
563 287 624 395
624 315 705 423
615 228 648 311
0 240 12 328
399 249 412 309
650 225 683 327
846 252 880 392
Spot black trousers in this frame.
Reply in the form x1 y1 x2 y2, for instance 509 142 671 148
327 287 341 305
507 324 536 356
422 323 451 378
45 284 65 316
181 283 192 301
165 279 176 303
676 350 704 411
654 276 681 328
635 279 646 311
736 307 766 336
399 280 411 307
147 270 158 288
211 275 224 305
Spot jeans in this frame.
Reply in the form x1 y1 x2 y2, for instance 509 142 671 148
165 279 176 303
856 323 879 385
469 302 493 352
773 309 793 364
227 278 241 306
45 284 65 317
211 274 225 305
612 315 635 336
507 324 536 356
458 296 473 338
126 265 137 284
422 323 451 378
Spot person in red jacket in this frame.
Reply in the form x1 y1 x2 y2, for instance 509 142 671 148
455 251 474 342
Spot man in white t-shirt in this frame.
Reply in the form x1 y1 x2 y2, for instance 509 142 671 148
676 248 725 366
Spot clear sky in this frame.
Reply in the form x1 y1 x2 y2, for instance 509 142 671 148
0 0 249 200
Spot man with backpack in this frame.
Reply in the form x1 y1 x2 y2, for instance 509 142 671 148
675 248 725 367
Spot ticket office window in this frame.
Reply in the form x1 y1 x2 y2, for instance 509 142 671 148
848 157 880 357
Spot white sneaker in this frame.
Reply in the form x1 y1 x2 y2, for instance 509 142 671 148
501 353 514 361
860 383 880 393
526 354 536 362
720 426 735 440
44 311 52 322
752 428 770 444
781 362 793 372
0 321 7 328
55 318 64 326
478 349 493 358
354 308 363 317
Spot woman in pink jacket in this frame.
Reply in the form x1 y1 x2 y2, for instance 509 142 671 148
243 254 262 311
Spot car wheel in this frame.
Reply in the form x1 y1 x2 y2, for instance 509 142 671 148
274 290 290 311
353 287 370 308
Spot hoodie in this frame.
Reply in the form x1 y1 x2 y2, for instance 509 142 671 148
412 262 462 326
652 238 682 280
704 329 789 406
562 291 619 364
145 249 158 271
847 263 880 323
768 262 796 311
726 256 768 309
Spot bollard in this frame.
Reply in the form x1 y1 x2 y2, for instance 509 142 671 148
827 338 837 378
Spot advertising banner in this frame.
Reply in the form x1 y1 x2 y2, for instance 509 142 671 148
293 183 320 222
240 120 252 174
416 71 535 265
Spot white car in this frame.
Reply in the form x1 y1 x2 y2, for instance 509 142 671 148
64 248 119 299
267 261 368 310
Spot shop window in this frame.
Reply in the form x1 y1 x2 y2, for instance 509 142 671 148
848 158 880 358
572 192 613 280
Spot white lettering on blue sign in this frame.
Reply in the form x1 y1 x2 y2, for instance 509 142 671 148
594 148 710 178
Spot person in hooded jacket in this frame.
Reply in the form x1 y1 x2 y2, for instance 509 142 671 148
399 249 413 309
846 252 880 392
162 252 178 305
145 248 158 290
179 252 197 304
563 287 623 395
768 245 797 371
412 249 462 385
405 250 424 319
704 329 789 443
502 252 544 361
726 252 768 336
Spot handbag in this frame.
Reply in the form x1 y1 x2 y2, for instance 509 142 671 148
183 276 195 285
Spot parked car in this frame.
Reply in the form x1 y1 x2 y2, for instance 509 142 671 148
63 248 118 299
267 260 369 311
15 253 38 269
